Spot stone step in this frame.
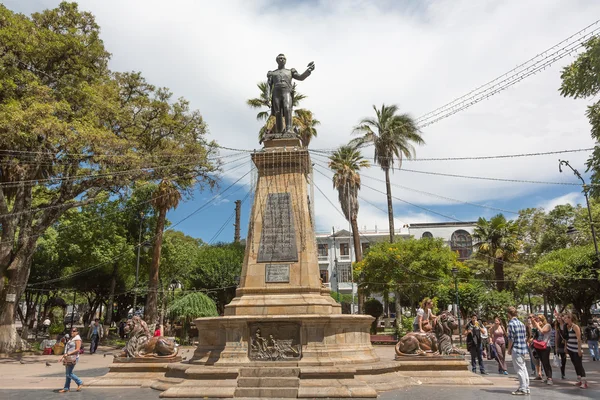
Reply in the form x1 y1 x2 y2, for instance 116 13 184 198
239 367 300 377
160 386 236 398
237 377 300 388
234 387 299 398
184 366 239 379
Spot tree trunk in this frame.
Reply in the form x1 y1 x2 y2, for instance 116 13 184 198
105 262 118 326
494 257 505 291
383 291 391 329
145 206 167 324
159 287 167 336
394 291 402 334
384 167 395 243
0 246 35 354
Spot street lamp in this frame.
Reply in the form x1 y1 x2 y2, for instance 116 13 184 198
559 159 600 267
451 266 462 346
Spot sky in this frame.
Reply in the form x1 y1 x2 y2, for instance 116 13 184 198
6 0 600 242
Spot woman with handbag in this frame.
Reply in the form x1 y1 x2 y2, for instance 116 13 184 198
531 314 553 385
58 327 83 393
564 313 588 389
490 316 508 375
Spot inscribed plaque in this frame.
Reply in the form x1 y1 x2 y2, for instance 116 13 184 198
257 192 298 262
265 264 290 283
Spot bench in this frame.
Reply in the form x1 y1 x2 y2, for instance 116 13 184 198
370 334 397 345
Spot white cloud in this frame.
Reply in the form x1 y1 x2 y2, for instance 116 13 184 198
6 0 599 223
537 191 584 211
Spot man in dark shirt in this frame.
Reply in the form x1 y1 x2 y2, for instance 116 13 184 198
464 313 488 374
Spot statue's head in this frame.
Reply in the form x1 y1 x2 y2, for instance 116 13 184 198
276 53 286 68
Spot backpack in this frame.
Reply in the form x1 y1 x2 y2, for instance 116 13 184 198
589 327 599 341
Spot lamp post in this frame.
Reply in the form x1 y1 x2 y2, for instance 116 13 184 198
559 159 600 266
451 267 462 346
332 226 340 302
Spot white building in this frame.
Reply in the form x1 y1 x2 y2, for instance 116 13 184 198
315 221 477 310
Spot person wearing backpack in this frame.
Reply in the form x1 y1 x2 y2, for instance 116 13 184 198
584 319 599 361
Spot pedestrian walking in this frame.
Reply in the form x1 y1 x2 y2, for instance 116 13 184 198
465 313 488 375
554 312 567 379
584 319 599 361
87 318 104 354
58 327 83 393
119 320 126 339
413 298 436 333
490 316 508 374
507 306 530 395
564 313 588 389
480 320 490 359
531 314 553 385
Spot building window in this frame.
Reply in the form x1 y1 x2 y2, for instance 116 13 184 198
361 242 370 255
339 243 349 256
422 231 433 239
318 243 328 257
451 230 472 260
319 269 328 284
338 264 351 283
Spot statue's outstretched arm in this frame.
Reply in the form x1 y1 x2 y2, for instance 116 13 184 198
292 63 314 81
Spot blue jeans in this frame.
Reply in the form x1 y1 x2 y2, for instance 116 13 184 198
469 343 485 372
589 340 599 359
64 363 82 390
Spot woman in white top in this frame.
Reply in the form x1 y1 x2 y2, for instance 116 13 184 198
58 327 83 392
413 298 436 333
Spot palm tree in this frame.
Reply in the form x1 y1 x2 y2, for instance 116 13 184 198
145 179 181 325
328 145 370 263
246 81 306 143
293 108 320 147
351 104 424 243
329 145 370 314
473 214 520 291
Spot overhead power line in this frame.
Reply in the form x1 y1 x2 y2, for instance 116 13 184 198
399 167 594 186
28 168 254 286
1 157 252 245
416 20 600 127
308 147 593 161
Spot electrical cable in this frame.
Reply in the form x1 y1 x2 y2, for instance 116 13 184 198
26 168 253 286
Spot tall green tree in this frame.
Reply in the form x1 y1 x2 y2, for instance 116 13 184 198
328 145 369 313
472 214 520 291
246 80 307 144
560 37 600 196
518 245 600 324
351 104 424 243
0 3 216 352
328 145 370 263
293 109 320 147
188 242 244 314
354 237 457 329
145 179 181 325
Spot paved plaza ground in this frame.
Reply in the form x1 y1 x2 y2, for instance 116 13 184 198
0 344 598 399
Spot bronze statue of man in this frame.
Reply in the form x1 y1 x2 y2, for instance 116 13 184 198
267 54 315 135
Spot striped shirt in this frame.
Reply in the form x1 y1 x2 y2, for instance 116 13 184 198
508 317 528 356
566 326 579 352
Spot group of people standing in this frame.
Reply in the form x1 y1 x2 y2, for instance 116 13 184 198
412 299 593 395
506 308 590 395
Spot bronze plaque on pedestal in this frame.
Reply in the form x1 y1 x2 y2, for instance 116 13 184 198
265 264 290 283
248 322 301 361
257 193 298 263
